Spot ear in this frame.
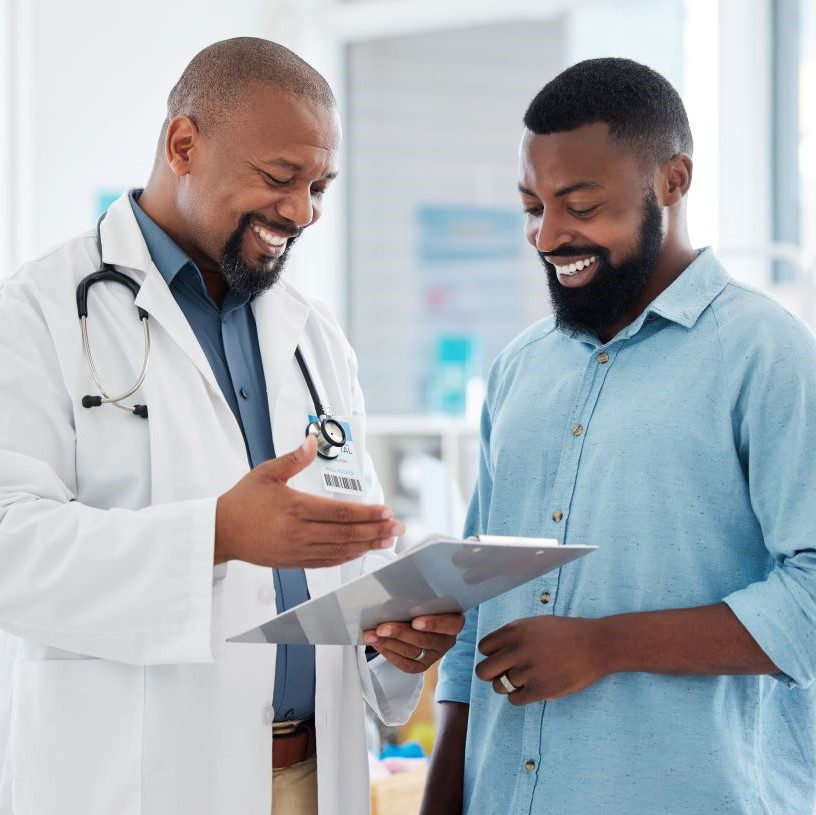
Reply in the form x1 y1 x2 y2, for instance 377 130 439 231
657 153 693 207
164 116 199 178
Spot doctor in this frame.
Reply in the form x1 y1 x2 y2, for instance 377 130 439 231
0 38 462 815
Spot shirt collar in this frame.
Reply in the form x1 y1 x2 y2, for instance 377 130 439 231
128 189 194 287
568 247 730 347
646 247 730 329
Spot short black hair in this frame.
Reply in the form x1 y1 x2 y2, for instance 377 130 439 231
523 58 692 165
160 37 335 143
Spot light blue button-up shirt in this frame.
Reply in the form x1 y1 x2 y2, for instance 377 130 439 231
437 248 816 814
128 192 315 722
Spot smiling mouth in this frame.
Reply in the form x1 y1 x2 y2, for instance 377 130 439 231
251 223 288 250
550 255 598 277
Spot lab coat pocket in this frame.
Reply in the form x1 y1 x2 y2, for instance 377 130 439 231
10 658 142 815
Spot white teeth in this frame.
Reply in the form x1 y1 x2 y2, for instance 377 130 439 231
556 255 597 276
252 224 286 247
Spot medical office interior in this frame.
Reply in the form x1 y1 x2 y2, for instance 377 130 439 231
0 0 814 811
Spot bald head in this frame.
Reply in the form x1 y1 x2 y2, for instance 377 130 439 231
159 37 336 146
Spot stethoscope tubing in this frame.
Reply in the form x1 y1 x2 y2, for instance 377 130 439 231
79 313 151 409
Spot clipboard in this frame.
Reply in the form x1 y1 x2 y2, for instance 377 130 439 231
227 536 596 646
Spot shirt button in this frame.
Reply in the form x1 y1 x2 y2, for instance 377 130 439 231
263 704 275 725
240 387 250 399
524 760 536 772
258 585 275 605
571 424 584 437
539 591 551 604
597 352 609 364
552 510 563 522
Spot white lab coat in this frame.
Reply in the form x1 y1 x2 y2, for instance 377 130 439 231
0 192 421 815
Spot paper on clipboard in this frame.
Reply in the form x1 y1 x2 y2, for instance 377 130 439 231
228 535 596 646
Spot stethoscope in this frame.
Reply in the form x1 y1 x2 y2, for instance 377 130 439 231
75 214 347 460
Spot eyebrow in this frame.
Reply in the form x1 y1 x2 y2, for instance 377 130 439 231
266 159 339 181
517 181 603 197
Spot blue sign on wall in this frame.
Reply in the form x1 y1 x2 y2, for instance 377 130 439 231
417 205 523 264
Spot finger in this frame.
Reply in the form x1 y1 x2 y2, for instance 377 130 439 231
478 626 511 656
262 437 318 483
369 641 428 674
491 666 527 695
474 651 518 683
367 635 437 663
293 490 395 525
411 613 465 636
373 622 453 652
298 519 405 545
507 686 536 706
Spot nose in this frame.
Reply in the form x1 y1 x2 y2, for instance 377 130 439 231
276 188 315 229
531 209 572 253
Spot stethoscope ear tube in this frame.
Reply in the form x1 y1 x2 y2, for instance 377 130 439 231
76 269 147 319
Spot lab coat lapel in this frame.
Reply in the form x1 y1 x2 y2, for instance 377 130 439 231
133 271 223 399
252 284 342 601
251 282 310 423
99 191 225 400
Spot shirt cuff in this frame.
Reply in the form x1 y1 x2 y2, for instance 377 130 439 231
724 583 808 688
434 648 474 704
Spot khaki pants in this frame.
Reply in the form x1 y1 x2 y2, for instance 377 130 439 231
272 755 318 815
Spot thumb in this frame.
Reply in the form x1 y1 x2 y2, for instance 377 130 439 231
266 435 318 483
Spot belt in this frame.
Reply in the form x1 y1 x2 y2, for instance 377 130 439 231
272 718 316 770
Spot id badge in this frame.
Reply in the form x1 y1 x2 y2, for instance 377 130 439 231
309 415 365 496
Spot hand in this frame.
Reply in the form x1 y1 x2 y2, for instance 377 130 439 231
475 615 609 704
214 436 404 568
363 613 465 674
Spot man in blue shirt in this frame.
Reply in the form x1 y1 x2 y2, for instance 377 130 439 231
421 58 816 815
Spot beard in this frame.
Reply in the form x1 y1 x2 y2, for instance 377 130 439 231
218 213 301 298
539 189 663 336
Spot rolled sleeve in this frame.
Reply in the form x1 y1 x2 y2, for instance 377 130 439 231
436 604 479 703
725 555 816 688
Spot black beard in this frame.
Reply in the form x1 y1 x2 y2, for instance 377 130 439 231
539 189 663 336
219 213 301 298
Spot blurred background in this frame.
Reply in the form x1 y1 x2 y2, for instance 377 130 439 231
0 0 813 810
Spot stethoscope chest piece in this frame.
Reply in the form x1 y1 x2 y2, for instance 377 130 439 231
306 415 347 460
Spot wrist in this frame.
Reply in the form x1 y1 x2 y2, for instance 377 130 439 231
594 615 630 676
214 494 234 565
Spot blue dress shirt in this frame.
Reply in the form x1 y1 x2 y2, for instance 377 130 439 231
129 191 314 722
437 249 816 814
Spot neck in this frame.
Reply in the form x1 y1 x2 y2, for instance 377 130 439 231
597 231 696 343
137 177 229 308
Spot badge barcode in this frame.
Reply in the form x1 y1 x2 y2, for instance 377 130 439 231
322 473 363 492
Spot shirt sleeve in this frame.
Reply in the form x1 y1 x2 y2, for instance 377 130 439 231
721 308 816 688
436 394 495 704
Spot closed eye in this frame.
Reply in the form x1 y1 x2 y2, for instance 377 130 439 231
567 205 599 218
263 172 292 186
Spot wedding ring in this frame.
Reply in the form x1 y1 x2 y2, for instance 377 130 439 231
499 672 518 693
414 648 427 662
